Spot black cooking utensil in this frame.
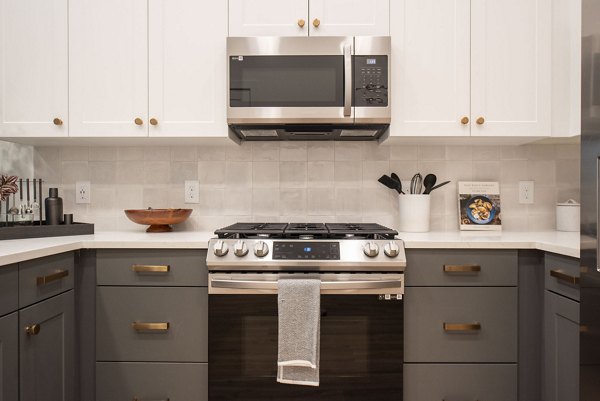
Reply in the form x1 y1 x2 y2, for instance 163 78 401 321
422 174 437 194
390 173 404 194
378 175 404 194
429 180 451 192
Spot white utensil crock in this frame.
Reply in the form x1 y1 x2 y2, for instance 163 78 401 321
398 194 431 232
556 199 580 232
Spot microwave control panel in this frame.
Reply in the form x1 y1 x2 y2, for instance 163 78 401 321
354 55 388 107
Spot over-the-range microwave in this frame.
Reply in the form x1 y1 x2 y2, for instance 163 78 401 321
226 36 391 141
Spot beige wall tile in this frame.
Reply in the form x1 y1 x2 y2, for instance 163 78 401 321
307 161 334 188
334 161 362 187
334 142 362 161
89 147 116 161
390 145 418 160
200 161 226 187
307 142 334 161
253 162 279 188
280 142 307 161
280 162 307 188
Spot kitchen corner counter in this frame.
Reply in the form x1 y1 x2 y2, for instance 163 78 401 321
0 230 579 267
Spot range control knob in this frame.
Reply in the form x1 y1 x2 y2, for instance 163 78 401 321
384 241 400 258
363 241 379 258
254 241 269 257
233 240 249 257
213 240 229 257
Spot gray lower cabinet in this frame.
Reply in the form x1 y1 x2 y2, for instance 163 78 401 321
96 362 207 401
544 290 579 401
404 363 517 401
19 290 75 401
0 312 18 401
0 264 18 316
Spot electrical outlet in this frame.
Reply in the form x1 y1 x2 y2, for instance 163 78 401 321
184 180 200 204
76 181 91 204
519 181 534 204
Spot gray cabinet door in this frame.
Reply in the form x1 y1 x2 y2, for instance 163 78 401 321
19 252 74 308
544 290 579 401
19 290 74 401
0 313 18 401
545 253 580 301
96 362 207 401
0 264 18 317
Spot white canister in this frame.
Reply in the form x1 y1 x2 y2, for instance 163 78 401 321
398 194 431 233
556 199 580 232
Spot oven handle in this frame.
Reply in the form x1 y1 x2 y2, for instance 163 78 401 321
343 43 352 117
211 279 402 291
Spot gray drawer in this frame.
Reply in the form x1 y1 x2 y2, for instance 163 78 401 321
0 264 18 316
19 252 74 308
405 249 518 287
96 249 207 286
96 362 207 401
96 287 207 362
404 363 517 401
545 253 580 301
404 287 518 362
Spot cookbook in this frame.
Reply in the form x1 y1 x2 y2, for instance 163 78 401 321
458 182 502 231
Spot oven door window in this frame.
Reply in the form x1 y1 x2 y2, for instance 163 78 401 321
209 295 403 400
229 56 344 107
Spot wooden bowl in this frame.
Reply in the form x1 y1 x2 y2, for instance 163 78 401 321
124 208 193 233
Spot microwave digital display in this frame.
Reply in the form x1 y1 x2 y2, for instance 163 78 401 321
366 58 377 65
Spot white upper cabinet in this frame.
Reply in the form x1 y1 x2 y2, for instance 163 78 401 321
390 0 470 137
309 0 389 36
149 0 227 137
69 0 148 137
0 0 68 137
470 0 551 137
229 0 309 36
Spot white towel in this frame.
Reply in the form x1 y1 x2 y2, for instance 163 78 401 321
277 279 321 386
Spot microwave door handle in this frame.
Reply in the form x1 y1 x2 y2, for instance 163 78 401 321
344 43 352 117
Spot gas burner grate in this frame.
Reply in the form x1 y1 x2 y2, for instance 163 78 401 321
283 223 329 239
215 222 398 240
325 223 398 240
215 222 287 239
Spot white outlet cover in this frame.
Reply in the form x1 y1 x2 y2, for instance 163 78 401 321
519 181 534 204
75 181 91 204
184 180 200 204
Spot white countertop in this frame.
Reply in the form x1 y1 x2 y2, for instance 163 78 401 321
0 230 579 267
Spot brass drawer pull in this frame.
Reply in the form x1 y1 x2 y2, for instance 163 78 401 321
131 264 170 273
443 322 481 332
36 270 69 286
25 324 41 336
550 269 579 285
443 264 481 273
132 322 170 332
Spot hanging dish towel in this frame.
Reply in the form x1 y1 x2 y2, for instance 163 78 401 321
277 279 321 386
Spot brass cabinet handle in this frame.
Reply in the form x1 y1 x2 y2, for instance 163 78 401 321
131 264 170 273
550 269 580 285
132 322 170 332
443 264 481 273
36 270 69 286
313 18 321 27
460 116 469 125
443 322 481 332
53 118 63 126
476 116 485 125
25 324 41 336
134 118 144 125
149 118 158 126
297 19 305 28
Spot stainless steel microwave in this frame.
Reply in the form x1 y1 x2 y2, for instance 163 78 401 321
226 36 391 141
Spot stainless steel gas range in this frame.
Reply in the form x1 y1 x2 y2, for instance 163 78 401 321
206 222 406 401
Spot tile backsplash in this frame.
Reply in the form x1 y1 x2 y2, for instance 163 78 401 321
32 142 579 232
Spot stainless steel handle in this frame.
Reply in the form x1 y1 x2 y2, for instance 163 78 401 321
443 264 481 273
343 43 352 117
36 270 69 286
132 322 170 332
211 279 402 291
550 269 580 285
133 398 170 401
131 264 170 273
443 322 481 332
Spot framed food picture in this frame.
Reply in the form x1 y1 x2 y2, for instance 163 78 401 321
458 182 502 231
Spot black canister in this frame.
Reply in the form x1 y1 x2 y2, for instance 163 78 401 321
45 188 63 225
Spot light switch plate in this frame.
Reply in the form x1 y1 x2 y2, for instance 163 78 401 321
76 181 91 204
519 181 534 204
184 180 200 204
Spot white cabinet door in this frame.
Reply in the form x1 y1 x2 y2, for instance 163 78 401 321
229 0 308 36
390 0 470 137
0 0 68 137
149 0 227 137
69 0 148 137
309 0 389 36
471 0 551 137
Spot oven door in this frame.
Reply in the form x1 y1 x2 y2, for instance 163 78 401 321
227 36 354 124
208 273 403 401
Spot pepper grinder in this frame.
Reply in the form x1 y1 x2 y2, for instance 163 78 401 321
45 188 63 225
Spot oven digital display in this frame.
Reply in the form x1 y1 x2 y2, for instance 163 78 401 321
273 242 340 260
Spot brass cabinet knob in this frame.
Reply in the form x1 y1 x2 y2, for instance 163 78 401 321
53 118 63 126
149 118 158 126
134 118 143 125
25 324 41 336
313 18 321 28
460 116 469 125
297 19 305 28
476 117 485 125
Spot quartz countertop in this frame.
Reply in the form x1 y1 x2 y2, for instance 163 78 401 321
0 230 579 267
